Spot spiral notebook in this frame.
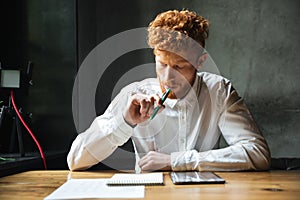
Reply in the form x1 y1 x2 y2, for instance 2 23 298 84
106 172 164 186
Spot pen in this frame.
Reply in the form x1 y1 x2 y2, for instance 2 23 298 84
150 88 171 120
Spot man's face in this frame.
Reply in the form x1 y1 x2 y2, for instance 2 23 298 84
155 50 197 99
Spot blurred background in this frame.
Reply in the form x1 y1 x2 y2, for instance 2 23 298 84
0 0 299 172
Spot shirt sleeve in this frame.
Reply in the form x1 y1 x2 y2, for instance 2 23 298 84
171 78 271 171
67 87 134 171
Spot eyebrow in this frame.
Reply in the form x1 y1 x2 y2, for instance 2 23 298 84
175 57 190 63
177 60 189 64
156 55 190 65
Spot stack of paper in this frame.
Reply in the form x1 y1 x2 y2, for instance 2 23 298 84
44 179 144 199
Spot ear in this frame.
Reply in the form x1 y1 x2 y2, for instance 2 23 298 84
195 53 208 71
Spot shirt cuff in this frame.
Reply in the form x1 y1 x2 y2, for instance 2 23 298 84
171 151 187 171
171 150 199 171
109 113 135 145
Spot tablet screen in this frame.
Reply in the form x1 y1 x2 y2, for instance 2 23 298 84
170 171 225 185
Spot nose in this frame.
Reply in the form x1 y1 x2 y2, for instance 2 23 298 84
164 65 175 81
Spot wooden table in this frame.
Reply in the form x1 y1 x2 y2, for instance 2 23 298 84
0 170 299 199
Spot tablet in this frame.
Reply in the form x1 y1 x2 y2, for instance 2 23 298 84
170 171 225 185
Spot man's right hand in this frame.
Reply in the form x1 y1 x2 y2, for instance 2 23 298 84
123 93 163 126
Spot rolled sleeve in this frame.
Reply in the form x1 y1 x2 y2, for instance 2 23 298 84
108 113 134 145
67 112 134 171
171 150 200 171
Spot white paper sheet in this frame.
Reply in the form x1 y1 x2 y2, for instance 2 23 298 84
44 178 144 199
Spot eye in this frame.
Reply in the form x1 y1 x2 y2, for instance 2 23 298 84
174 65 184 69
158 62 167 67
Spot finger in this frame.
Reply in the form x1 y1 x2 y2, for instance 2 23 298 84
152 94 162 106
138 151 155 167
138 155 148 168
146 97 156 116
140 99 151 117
140 163 154 171
150 96 166 115
139 158 153 171
130 94 144 106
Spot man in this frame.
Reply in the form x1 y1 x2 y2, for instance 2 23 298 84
67 10 270 172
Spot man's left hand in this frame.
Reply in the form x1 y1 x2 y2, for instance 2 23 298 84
138 151 171 171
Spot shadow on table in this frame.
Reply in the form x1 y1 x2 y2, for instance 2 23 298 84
270 158 300 170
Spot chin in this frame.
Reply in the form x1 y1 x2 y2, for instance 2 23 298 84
159 85 178 99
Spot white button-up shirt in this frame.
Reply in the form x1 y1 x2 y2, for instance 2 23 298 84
67 72 270 171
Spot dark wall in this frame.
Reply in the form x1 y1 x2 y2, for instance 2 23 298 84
0 0 77 153
78 0 147 116
196 0 300 158
78 0 300 159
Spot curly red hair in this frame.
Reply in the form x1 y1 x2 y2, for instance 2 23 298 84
148 10 209 53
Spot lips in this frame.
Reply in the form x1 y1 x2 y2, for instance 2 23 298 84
169 82 182 88
163 81 179 89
